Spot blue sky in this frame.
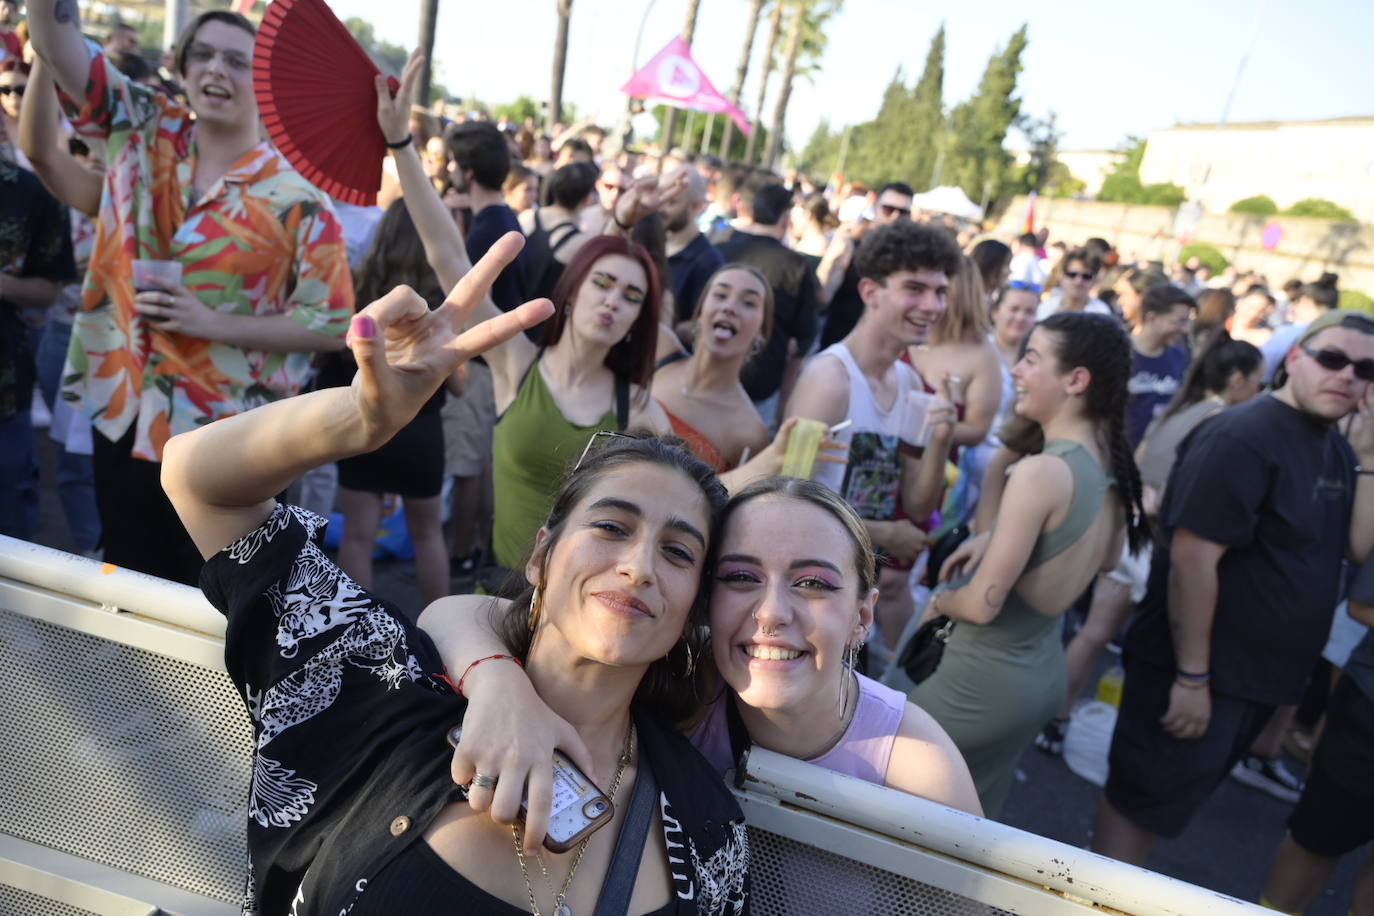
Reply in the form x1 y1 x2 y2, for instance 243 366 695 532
325 0 1373 153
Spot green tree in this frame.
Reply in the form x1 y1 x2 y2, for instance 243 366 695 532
718 0 767 158
1283 197 1355 220
343 17 408 77
944 24 1028 212
1228 195 1278 216
493 96 542 125
1097 135 1186 206
797 118 842 178
1178 242 1228 273
906 24 946 191
1339 289 1374 316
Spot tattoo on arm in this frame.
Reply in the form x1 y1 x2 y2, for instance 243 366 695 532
984 585 1006 612
54 0 78 24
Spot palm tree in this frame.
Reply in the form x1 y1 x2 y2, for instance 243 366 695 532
717 0 766 159
763 0 841 170
659 0 703 152
550 0 573 127
743 0 783 164
762 0 804 169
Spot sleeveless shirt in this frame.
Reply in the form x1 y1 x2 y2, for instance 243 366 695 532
491 361 619 569
690 674 906 786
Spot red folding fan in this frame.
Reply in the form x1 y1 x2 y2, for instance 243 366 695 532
252 0 401 206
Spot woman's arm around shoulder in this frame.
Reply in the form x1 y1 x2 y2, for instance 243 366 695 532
418 594 594 854
886 701 983 816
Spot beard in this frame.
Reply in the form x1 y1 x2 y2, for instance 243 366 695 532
666 209 691 233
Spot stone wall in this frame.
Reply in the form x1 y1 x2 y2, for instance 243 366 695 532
996 196 1374 296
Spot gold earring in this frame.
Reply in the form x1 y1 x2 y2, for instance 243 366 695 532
528 585 543 633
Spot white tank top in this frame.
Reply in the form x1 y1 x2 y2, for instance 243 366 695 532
811 343 921 520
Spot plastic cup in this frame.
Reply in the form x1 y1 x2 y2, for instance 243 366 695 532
131 259 182 294
900 390 936 448
781 417 828 479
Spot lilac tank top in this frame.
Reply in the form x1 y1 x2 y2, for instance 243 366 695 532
690 674 906 785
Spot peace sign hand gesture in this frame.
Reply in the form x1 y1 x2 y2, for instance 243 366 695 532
347 232 553 446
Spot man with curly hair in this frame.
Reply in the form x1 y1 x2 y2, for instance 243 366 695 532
785 220 963 659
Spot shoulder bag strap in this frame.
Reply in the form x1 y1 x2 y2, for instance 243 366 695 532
614 373 631 431
593 737 659 916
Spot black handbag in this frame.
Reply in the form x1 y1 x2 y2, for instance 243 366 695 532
897 613 955 684
898 523 972 683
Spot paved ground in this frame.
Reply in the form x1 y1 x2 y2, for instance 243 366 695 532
25 430 1360 913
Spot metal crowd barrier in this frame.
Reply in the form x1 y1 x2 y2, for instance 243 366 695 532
0 535 1266 915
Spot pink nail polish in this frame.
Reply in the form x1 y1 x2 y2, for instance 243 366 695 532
351 315 375 339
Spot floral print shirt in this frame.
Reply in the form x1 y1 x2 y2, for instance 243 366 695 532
60 49 353 461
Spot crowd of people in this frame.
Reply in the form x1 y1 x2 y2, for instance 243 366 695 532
3 3 1374 914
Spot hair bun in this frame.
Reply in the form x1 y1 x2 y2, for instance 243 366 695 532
1317 272 1339 289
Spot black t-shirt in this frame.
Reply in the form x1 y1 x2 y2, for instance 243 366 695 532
200 504 749 916
1 162 76 420
466 203 527 312
1124 395 1357 704
713 229 819 401
819 264 863 350
667 232 725 323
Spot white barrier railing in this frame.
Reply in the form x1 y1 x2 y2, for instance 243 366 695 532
0 536 1267 915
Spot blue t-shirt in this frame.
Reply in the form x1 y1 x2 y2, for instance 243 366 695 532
1127 344 1189 448
466 203 527 312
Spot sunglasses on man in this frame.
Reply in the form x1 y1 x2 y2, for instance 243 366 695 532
1302 346 1374 382
1063 270 1095 282
0 85 24 97
878 203 909 218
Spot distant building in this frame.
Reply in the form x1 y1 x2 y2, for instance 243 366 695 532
1139 115 1374 222
1055 149 1116 197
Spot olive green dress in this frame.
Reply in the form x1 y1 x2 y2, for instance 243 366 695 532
898 439 1110 818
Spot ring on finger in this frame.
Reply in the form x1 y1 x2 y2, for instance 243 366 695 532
471 772 498 789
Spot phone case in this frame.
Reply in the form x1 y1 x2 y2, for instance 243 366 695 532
446 727 616 854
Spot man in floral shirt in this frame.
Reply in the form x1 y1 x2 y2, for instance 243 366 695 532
28 5 352 583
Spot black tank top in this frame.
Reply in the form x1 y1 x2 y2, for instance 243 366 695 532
349 839 678 915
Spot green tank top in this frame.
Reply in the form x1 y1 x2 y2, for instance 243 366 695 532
491 360 621 569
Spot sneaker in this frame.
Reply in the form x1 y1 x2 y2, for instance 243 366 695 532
1230 755 1304 803
1034 718 1069 757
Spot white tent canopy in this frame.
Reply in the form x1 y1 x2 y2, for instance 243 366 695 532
911 186 984 220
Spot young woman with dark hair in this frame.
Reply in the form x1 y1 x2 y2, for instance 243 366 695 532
886 312 1150 818
161 243 750 913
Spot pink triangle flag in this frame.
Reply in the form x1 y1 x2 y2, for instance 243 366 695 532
621 36 751 135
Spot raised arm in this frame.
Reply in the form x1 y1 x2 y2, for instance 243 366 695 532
18 57 101 217
23 0 92 103
375 51 535 386
162 235 551 558
1347 386 1374 564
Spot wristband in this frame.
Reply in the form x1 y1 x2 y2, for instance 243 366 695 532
1174 675 1210 690
385 134 413 150
451 653 522 697
1357 467 1374 476
613 211 633 230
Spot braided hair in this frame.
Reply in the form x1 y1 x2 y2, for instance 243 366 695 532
1040 313 1152 553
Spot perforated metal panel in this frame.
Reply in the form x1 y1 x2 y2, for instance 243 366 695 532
746 826 1012 916
0 883 101 916
0 609 253 905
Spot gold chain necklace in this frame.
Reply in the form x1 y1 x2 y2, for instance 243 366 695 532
512 721 636 916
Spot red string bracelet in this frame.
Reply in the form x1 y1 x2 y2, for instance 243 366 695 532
447 654 522 698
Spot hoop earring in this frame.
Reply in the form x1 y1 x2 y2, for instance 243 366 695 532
680 638 697 680
749 337 764 357
528 585 543 633
838 641 860 716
